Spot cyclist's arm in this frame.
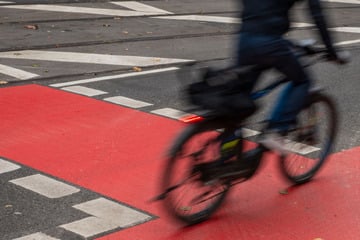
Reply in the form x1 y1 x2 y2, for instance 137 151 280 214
307 0 337 57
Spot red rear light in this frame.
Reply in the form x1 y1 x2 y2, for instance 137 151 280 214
179 114 204 124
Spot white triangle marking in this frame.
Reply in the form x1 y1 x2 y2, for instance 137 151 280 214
0 50 192 67
111 1 173 14
1 4 169 17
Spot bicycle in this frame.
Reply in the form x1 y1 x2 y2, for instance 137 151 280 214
154 40 343 225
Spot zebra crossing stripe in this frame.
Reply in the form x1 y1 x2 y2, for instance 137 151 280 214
151 108 189 119
13 232 60 240
104 96 153 108
10 174 80 198
0 159 20 174
60 198 151 238
61 86 108 97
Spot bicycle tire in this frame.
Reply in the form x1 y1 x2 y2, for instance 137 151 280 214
161 120 242 225
279 92 337 184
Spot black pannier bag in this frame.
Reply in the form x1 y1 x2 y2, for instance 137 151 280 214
185 67 257 118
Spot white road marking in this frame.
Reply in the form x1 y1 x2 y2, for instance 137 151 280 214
13 232 60 240
73 198 152 226
154 16 315 28
331 27 360 34
0 50 191 67
60 198 151 238
0 1 13 4
335 38 360 46
0 63 39 80
1 4 168 17
10 174 80 199
111 1 173 14
0 159 20 174
242 128 261 138
154 15 241 24
151 108 189 119
60 216 119 238
104 96 153 108
284 139 321 155
322 0 360 4
50 67 180 88
292 22 313 28
61 86 108 96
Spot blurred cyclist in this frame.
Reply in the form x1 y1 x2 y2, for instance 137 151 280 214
236 0 344 151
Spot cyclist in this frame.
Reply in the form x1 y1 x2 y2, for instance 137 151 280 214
235 0 344 152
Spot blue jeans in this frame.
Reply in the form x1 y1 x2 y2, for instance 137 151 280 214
236 33 312 132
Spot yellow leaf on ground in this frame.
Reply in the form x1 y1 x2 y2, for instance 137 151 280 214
133 67 142 72
279 189 289 195
24 24 38 30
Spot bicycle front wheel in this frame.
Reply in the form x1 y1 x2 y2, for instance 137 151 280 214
279 92 337 184
161 121 240 225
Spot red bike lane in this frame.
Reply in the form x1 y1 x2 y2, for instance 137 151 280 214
1 84 360 240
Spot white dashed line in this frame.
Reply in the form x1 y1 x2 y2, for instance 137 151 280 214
13 232 60 240
0 159 20 174
151 108 189 119
104 96 153 108
61 86 108 96
10 174 80 199
60 198 151 238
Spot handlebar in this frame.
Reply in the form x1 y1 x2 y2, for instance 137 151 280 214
292 39 351 64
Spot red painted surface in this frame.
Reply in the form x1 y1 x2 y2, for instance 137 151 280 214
1 84 360 240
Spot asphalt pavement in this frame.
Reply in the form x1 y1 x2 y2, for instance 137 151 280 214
0 0 360 239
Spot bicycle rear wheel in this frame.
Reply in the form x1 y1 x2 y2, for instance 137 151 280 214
279 92 337 184
161 121 241 225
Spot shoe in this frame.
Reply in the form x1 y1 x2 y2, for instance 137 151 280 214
259 132 289 155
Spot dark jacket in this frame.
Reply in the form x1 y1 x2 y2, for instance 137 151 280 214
240 0 336 55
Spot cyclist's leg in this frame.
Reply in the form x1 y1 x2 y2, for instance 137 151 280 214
267 51 312 132
236 34 312 132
